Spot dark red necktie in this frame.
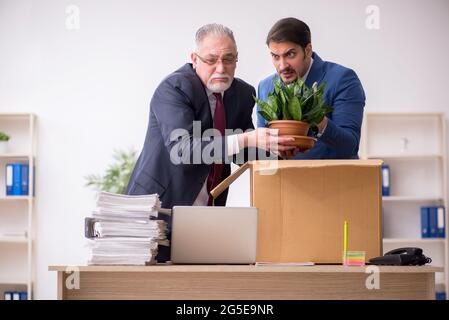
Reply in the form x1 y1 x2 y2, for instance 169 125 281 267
207 93 226 206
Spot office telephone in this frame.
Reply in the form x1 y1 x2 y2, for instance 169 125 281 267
369 247 432 266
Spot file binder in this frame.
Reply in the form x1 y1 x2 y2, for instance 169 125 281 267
5 163 32 196
12 163 22 195
436 291 447 300
422 206 446 238
437 206 445 238
429 207 438 237
6 164 13 195
3 291 27 300
381 164 390 196
420 207 429 238
21 164 29 195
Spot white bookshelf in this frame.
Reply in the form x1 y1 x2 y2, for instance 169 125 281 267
383 238 446 244
360 112 448 297
382 196 444 202
0 113 36 300
0 196 33 201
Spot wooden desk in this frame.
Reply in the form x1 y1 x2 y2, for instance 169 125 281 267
49 265 442 300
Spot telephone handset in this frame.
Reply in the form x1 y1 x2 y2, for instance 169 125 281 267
369 247 432 266
386 247 423 256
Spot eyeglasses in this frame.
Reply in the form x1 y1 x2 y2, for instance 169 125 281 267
195 53 238 66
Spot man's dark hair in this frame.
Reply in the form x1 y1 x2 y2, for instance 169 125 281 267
266 17 311 49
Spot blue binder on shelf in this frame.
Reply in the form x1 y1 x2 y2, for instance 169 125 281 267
429 206 438 238
420 207 430 238
5 163 30 196
436 291 447 300
381 164 390 196
19 291 27 300
437 206 445 238
21 164 29 196
3 291 27 300
12 163 22 195
4 291 12 300
6 163 13 195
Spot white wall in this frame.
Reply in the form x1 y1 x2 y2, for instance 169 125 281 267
0 0 448 299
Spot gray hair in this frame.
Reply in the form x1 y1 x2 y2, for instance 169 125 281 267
195 23 236 51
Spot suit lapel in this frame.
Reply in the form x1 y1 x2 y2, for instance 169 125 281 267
305 52 326 87
183 63 213 128
201 89 213 129
223 80 236 130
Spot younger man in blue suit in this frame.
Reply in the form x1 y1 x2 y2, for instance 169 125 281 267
257 17 366 159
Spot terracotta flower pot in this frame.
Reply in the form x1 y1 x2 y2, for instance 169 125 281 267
268 120 311 136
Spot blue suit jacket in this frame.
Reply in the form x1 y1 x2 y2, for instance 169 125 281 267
257 52 365 159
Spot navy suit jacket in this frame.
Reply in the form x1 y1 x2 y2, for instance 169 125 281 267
126 63 255 208
257 52 366 159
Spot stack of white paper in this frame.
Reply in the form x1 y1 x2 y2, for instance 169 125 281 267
93 191 161 220
86 191 169 266
93 219 167 238
88 238 169 265
96 191 161 207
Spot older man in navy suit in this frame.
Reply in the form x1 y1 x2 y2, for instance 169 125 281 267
257 18 366 159
126 24 294 262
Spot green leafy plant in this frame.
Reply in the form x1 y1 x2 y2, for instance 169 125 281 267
85 148 137 194
255 78 333 128
0 132 10 141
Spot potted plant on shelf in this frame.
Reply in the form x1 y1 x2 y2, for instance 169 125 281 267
254 78 333 149
0 131 10 154
85 148 137 194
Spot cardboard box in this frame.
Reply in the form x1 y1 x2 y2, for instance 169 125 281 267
211 160 383 263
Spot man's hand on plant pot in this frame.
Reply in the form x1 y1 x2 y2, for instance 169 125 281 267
279 148 300 159
279 117 328 158
237 128 296 156
317 117 329 135
279 146 314 159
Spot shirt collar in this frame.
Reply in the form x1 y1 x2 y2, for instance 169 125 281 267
206 88 223 99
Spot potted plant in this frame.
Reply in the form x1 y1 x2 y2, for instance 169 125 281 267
0 131 10 154
85 148 137 194
255 78 333 138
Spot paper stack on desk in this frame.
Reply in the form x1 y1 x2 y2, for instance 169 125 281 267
85 191 169 265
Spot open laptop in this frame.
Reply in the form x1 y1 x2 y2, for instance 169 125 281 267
170 206 258 264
